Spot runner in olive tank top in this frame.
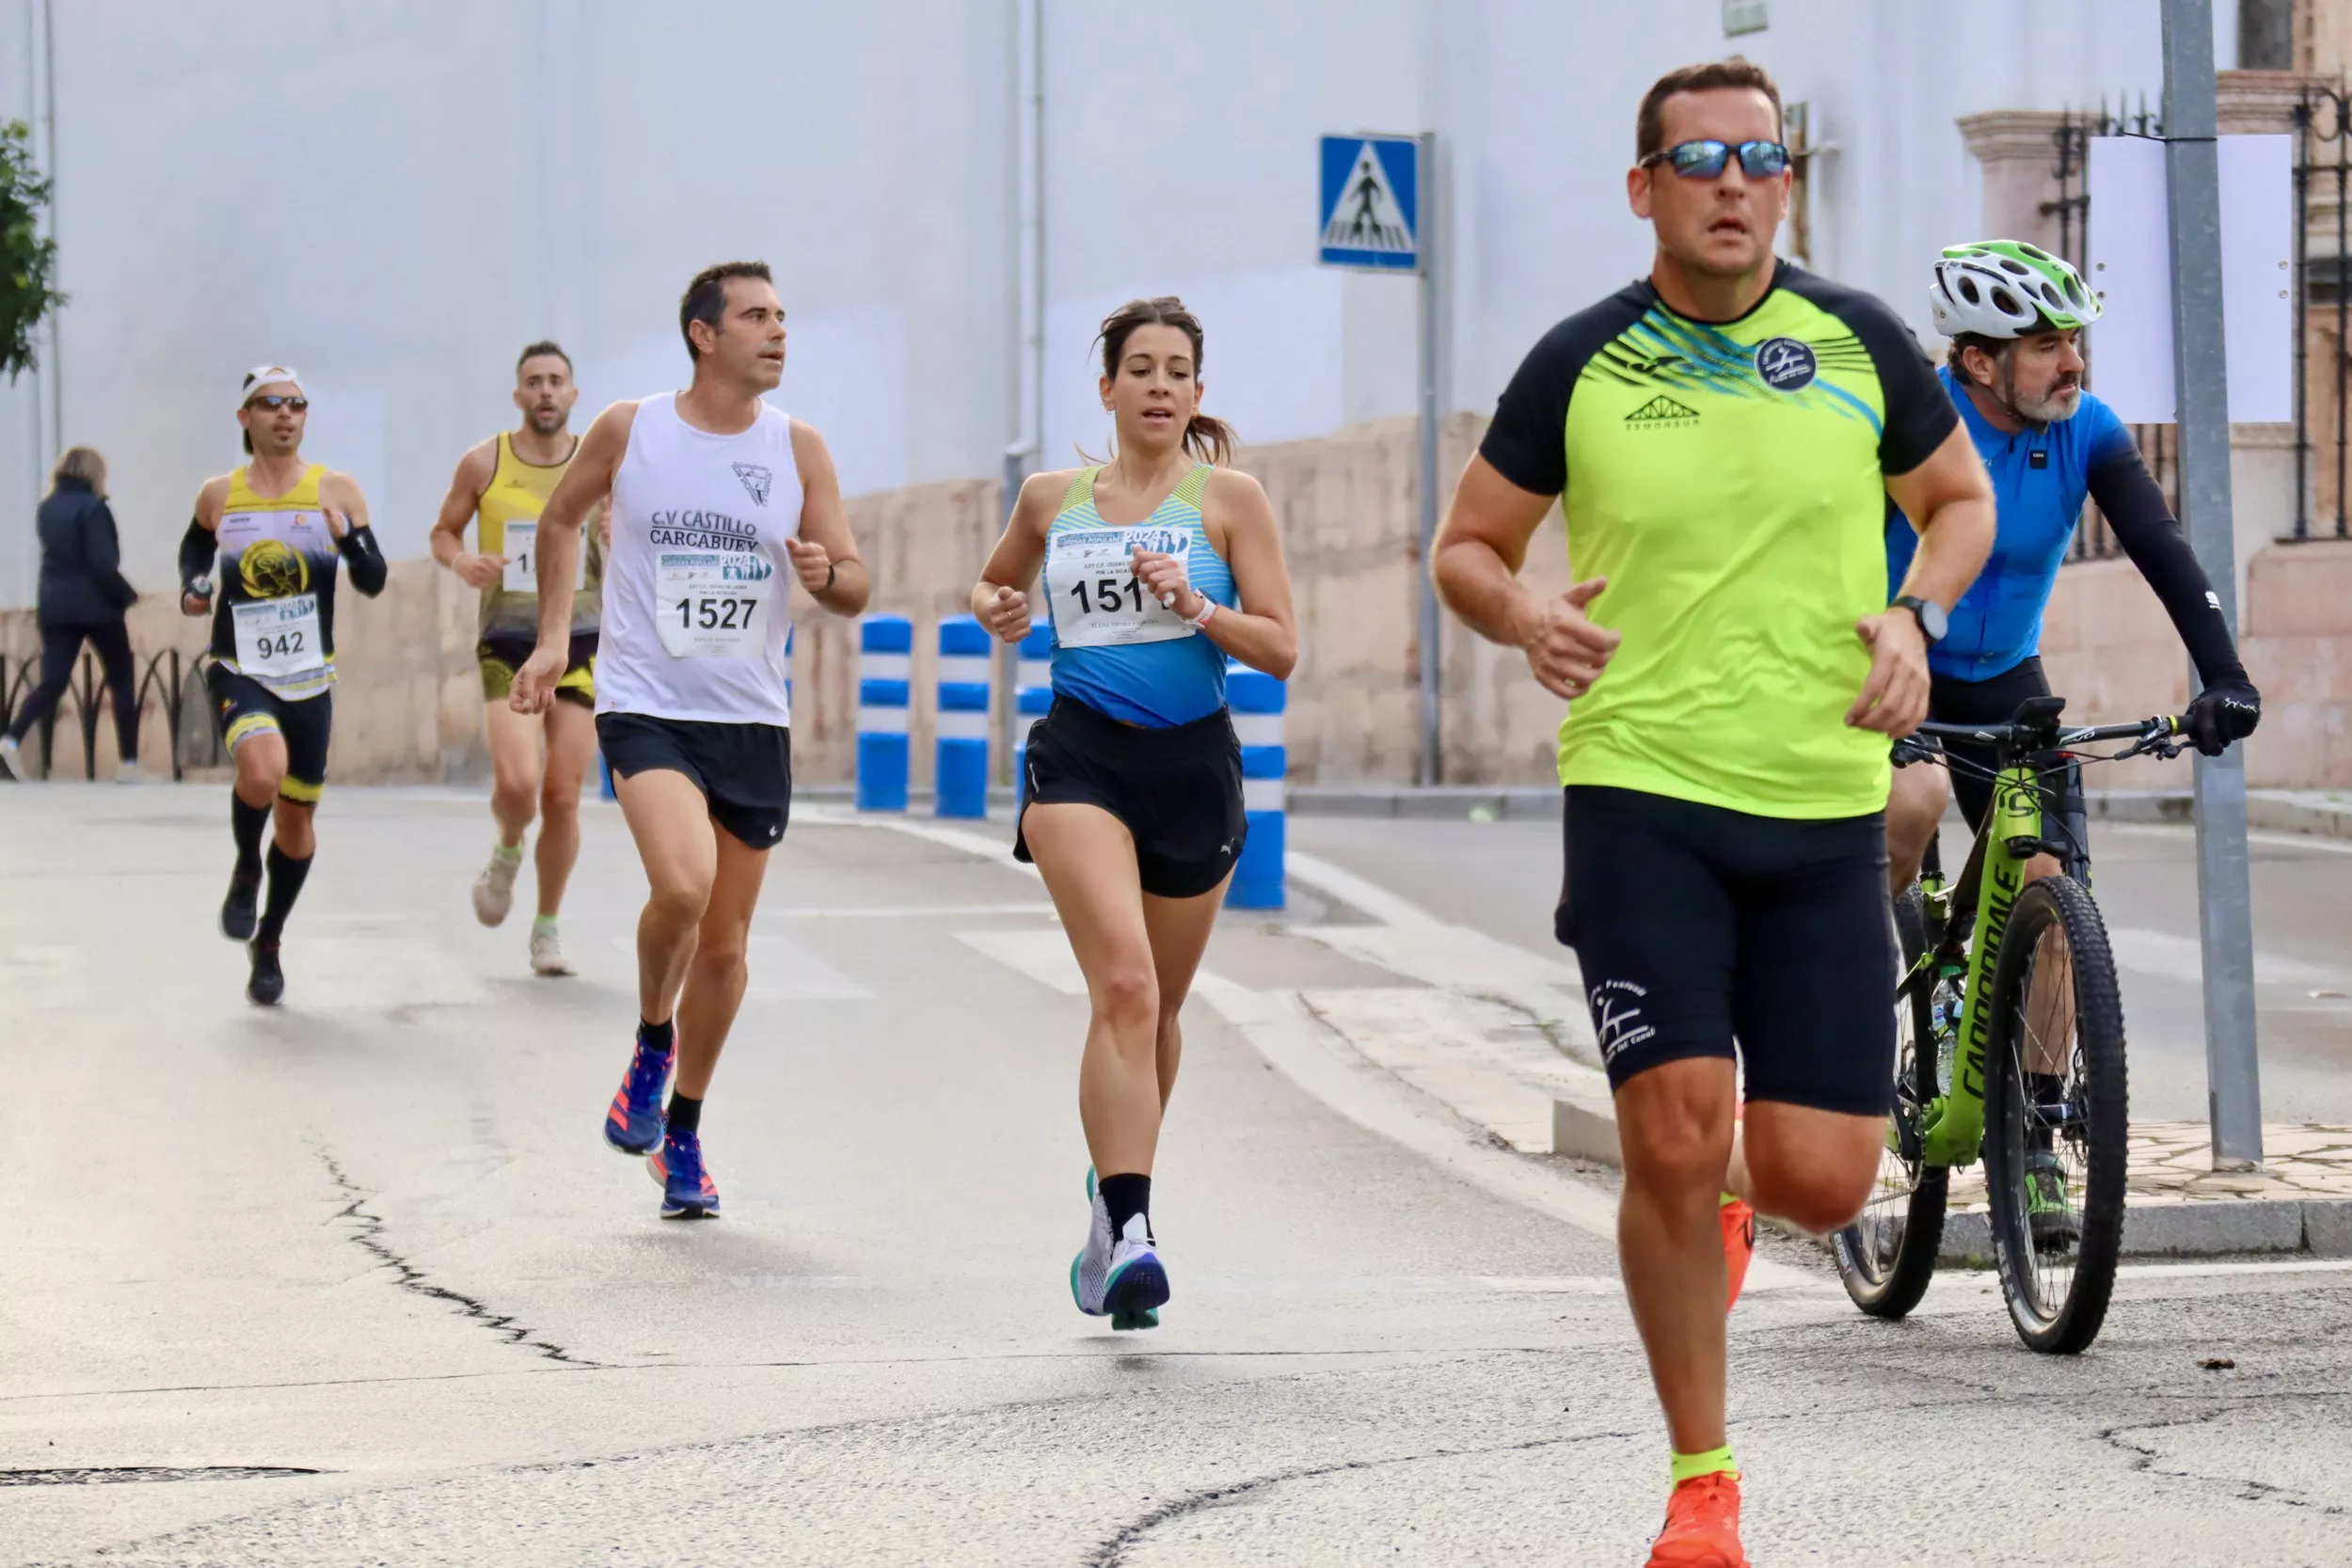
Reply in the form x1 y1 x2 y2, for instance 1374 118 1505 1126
429 342 607 975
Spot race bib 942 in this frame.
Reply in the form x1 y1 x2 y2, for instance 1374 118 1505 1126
231 594 324 681
1045 527 1193 648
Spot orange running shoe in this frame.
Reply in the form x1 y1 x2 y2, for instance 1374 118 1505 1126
1645 1471 1748 1568
1721 1194 1756 1311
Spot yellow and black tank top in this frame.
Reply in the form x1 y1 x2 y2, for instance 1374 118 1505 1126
476 432 603 640
210 464 343 700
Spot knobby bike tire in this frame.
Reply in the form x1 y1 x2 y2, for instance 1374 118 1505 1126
1984 875 2130 1355
1832 885 1948 1319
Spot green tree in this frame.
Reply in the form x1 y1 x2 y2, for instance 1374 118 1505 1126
0 119 65 379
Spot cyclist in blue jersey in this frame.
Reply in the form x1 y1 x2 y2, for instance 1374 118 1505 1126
1885 240 2262 892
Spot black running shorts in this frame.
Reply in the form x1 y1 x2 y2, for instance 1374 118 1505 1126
1014 696 1247 899
1925 656 2082 839
206 662 332 805
1555 785 1895 1117
596 712 791 850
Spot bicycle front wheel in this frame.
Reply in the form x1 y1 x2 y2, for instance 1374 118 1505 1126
1832 885 1948 1318
1983 875 2130 1354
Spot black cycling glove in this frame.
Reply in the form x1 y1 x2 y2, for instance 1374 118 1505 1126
2185 678 2262 757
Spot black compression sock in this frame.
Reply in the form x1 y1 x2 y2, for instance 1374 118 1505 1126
256 844 312 945
640 1017 675 1053
1099 1173 1152 1241
231 795 269 879
2026 1072 2067 1152
666 1093 703 1135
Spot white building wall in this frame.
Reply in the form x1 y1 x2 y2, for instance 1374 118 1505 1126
1 0 2177 610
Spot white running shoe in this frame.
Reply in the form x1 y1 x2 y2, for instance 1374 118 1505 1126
471 846 521 927
1071 1180 1168 1332
0 736 22 781
529 921 574 976
116 761 153 784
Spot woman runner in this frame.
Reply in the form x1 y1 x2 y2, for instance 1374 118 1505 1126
971 296 1297 1329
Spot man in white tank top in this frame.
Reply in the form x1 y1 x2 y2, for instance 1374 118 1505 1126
512 261 869 1219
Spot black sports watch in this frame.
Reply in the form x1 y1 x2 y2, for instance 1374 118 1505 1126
1891 594 1947 644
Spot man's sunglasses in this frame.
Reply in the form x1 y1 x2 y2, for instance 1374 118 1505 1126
1641 139 1791 181
246 395 309 412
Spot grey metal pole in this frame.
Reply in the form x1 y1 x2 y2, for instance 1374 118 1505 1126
2161 0 2265 1170
1415 131 1441 787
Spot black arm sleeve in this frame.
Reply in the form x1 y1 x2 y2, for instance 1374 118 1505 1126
338 524 389 597
178 517 216 590
2086 446 2247 688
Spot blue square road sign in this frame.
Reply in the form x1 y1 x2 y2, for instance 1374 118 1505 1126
1319 135 1421 272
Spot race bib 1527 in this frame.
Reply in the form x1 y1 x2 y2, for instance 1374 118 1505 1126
655 549 774 658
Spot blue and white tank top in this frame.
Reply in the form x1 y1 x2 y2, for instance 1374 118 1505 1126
1042 465 1235 727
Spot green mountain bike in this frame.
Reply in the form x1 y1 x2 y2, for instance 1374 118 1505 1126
1831 696 2190 1354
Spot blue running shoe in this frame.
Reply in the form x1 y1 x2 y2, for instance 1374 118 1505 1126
603 1030 673 1155
648 1130 720 1219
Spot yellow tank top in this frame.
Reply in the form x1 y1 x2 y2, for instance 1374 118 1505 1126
477 432 602 639
212 464 341 698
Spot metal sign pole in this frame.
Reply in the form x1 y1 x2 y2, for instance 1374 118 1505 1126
2161 0 2265 1170
1415 131 1441 787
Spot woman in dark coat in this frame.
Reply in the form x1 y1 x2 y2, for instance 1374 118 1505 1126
1 447 144 780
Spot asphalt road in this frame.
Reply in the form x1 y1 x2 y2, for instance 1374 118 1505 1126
5 784 2349 1566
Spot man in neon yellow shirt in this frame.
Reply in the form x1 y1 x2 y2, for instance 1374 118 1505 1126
1434 59 1994 1568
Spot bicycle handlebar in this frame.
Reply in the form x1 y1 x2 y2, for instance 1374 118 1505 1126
1896 712 2188 770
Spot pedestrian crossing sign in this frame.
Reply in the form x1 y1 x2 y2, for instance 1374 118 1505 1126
1319 135 1421 272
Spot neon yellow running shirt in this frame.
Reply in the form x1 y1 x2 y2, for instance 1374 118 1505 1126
1479 264 1958 819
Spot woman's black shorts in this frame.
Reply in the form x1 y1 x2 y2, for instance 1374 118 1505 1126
1014 696 1247 899
1556 784 1895 1118
596 712 791 850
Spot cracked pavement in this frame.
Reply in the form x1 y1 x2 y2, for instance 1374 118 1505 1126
5 785 2349 1565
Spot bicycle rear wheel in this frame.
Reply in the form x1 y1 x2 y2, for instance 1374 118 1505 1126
1983 875 2129 1354
1832 885 1948 1318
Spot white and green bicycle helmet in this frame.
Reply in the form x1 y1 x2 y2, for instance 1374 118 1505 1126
1928 240 2104 339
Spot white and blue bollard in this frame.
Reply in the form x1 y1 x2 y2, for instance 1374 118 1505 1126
934 614 993 818
856 613 912 812
1012 624 1053 810
1226 662 1285 910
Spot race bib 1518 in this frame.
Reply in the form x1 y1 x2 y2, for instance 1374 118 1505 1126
1045 527 1193 648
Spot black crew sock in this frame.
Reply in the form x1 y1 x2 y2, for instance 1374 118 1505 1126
255 844 312 946
230 795 269 879
1099 1173 1152 1242
640 1017 675 1054
666 1093 703 1135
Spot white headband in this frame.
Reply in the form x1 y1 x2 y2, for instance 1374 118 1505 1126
237 365 305 412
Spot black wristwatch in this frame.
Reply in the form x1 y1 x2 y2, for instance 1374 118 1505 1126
1892 594 1947 645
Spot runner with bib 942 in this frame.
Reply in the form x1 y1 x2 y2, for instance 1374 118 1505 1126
180 366 389 1006
971 295 1298 1330
510 261 868 1220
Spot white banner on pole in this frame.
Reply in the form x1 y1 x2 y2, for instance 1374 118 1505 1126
2086 134 2294 423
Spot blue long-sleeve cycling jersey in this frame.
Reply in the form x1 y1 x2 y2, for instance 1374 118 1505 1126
1887 365 2242 686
